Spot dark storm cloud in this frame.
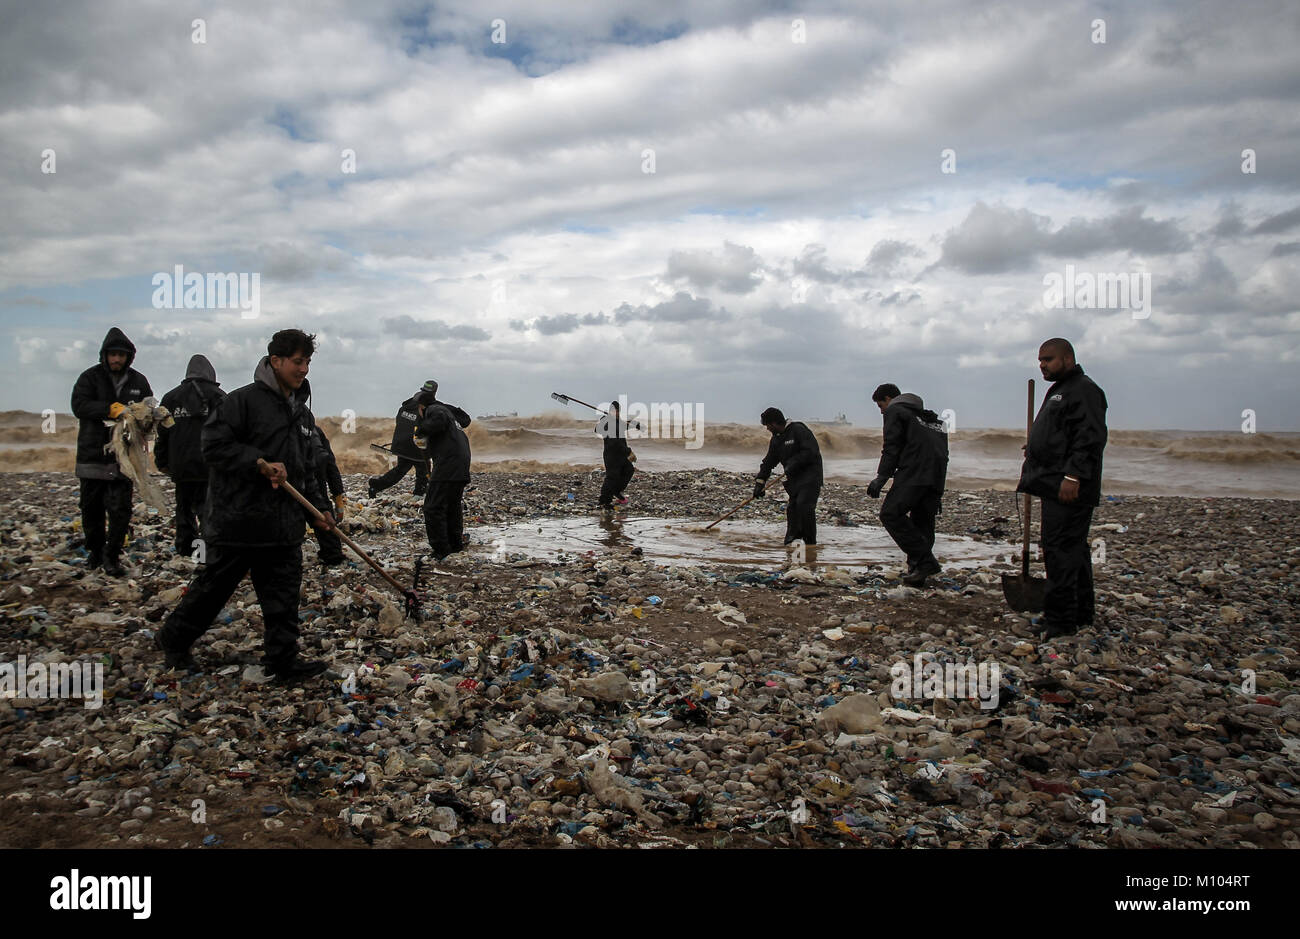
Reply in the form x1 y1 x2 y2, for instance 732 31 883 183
383 315 490 341
938 203 1192 274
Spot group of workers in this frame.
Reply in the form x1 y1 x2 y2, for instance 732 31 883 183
740 336 1107 640
71 325 1105 681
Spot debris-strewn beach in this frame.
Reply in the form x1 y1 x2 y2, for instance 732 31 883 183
1 468 1296 848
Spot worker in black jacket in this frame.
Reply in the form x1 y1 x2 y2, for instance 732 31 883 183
1017 338 1108 640
70 327 153 576
155 329 336 682
313 426 347 568
867 383 950 586
414 382 472 560
156 354 226 559
368 384 432 498
596 399 641 511
754 407 823 545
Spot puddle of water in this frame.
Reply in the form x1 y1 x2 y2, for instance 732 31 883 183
473 515 1009 570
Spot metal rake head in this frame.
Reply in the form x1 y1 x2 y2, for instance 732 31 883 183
404 556 428 621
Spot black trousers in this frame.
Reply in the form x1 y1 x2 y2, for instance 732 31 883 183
314 527 344 565
880 485 942 569
1040 498 1096 628
157 543 304 666
424 480 467 557
373 458 429 494
79 478 133 560
599 458 635 506
784 481 821 545
174 479 208 556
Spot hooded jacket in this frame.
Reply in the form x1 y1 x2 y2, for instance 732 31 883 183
199 356 330 547
156 355 227 482
1017 365 1108 506
415 401 472 482
389 395 431 462
875 393 949 490
70 327 154 479
758 421 824 489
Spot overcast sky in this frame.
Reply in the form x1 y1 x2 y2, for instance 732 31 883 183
2 0 1298 429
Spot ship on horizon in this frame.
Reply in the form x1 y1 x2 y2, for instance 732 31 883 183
807 413 852 426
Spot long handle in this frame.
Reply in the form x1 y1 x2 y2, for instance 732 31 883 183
1022 379 1034 577
280 479 410 596
705 474 785 530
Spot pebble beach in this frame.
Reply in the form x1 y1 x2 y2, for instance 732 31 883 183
1 468 1297 849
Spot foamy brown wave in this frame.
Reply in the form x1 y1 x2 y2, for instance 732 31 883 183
473 459 598 473
480 411 588 429
1158 436 1300 463
465 425 552 451
695 424 881 456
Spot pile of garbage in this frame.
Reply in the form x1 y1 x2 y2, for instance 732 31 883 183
0 470 1297 849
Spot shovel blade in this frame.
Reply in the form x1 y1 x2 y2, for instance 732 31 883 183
1002 573 1047 612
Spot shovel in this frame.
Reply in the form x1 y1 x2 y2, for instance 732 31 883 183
1002 379 1047 612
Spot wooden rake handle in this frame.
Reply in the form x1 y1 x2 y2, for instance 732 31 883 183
279 478 411 597
705 474 785 530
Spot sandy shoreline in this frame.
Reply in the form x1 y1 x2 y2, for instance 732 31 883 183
1 469 1297 849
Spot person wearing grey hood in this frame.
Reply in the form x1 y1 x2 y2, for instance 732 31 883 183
157 355 227 559
867 384 949 587
70 327 153 576
156 329 336 682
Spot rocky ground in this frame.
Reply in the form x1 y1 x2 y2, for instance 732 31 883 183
0 469 1297 849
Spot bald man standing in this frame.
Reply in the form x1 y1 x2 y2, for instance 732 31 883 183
1017 338 1108 640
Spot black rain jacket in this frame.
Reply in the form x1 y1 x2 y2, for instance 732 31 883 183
70 327 153 479
200 357 330 547
416 401 472 482
758 421 824 490
314 426 345 499
1017 365 1108 506
390 396 431 462
156 355 226 482
595 414 639 465
875 393 949 490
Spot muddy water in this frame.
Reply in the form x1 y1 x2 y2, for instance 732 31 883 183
472 515 1009 570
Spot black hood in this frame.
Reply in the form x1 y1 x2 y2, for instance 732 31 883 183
184 354 218 385
99 327 137 369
